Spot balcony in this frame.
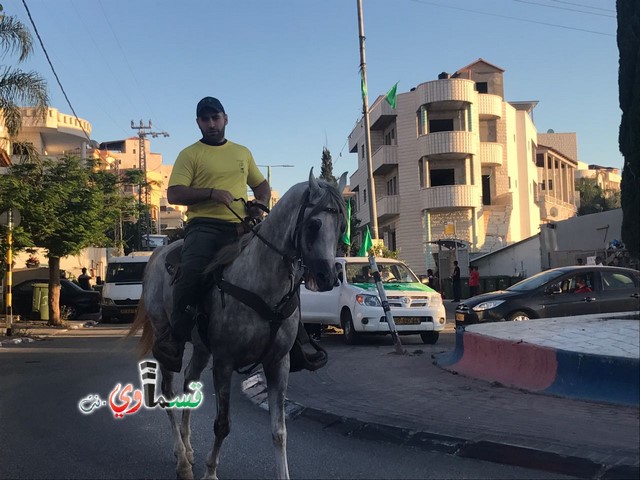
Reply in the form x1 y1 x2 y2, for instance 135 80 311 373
376 195 400 221
417 131 478 159
419 184 482 210
480 142 503 166
536 193 577 221
372 145 398 175
369 97 396 130
477 94 503 118
414 78 476 106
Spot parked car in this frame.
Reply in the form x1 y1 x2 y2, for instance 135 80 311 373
11 278 101 320
300 257 446 344
455 265 640 326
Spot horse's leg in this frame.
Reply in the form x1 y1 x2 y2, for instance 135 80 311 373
181 344 211 466
160 367 193 480
203 362 233 480
263 355 291 480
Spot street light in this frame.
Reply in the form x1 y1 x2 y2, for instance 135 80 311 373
257 164 294 209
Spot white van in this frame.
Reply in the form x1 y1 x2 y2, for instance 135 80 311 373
100 252 152 323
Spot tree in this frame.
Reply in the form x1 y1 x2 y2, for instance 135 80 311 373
0 4 49 138
319 147 337 185
0 155 133 325
617 0 640 259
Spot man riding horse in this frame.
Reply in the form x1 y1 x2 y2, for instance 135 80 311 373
152 96 326 373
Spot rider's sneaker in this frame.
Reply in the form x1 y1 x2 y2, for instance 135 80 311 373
289 339 328 372
152 331 185 373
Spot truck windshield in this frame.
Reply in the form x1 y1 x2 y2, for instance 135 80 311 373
106 262 147 283
345 262 420 284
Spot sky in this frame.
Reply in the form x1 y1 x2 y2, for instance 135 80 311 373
6 0 621 197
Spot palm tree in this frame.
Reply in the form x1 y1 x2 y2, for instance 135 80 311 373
0 8 49 139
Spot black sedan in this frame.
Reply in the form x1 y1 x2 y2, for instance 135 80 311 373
456 266 640 327
11 278 101 320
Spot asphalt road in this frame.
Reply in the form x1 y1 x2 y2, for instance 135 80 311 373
0 333 571 479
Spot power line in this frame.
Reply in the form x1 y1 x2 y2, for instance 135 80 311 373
406 0 615 37
20 0 91 141
550 0 615 13
514 0 616 18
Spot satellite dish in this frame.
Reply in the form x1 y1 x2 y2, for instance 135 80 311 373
547 129 555 133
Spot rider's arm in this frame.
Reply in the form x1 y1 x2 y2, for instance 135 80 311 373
167 185 234 206
251 180 271 207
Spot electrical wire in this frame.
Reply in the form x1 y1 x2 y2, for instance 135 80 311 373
406 0 614 37
550 0 615 13
20 0 91 141
514 0 616 18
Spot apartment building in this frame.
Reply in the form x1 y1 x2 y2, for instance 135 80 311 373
347 59 579 275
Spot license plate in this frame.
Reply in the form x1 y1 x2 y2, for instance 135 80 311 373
394 317 422 325
120 309 136 314
455 313 465 321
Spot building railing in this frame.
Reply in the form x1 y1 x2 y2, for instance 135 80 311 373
376 195 400 218
372 145 398 174
419 184 482 209
417 130 478 157
477 93 503 118
414 78 476 105
480 142 503 166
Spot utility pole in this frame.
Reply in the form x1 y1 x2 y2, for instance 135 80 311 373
130 120 169 250
257 164 294 209
357 0 379 240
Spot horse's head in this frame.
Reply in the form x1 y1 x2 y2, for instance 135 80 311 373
293 169 347 292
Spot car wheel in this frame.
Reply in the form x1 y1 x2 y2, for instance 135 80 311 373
341 311 358 345
65 306 78 320
420 331 439 344
507 311 530 322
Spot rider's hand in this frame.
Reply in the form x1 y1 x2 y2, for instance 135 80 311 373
247 201 265 220
209 189 235 206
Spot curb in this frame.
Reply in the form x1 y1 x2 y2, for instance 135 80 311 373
241 372 639 479
437 327 639 406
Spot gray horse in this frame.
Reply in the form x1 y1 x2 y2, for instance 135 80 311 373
128 170 346 479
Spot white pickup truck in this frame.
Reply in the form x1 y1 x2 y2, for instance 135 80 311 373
300 257 446 344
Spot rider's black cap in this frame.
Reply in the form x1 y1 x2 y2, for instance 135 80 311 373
196 97 225 117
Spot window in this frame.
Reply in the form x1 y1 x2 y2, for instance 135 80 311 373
363 188 367 204
552 272 595 294
475 82 488 94
417 106 428 135
536 154 545 168
386 176 398 195
384 128 395 145
418 159 425 188
430 169 455 187
601 272 636 290
428 119 454 133
548 179 554 190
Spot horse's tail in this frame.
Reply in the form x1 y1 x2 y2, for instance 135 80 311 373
125 298 154 357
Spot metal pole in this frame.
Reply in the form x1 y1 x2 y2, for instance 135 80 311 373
5 209 13 336
357 0 379 240
368 255 405 354
267 166 272 209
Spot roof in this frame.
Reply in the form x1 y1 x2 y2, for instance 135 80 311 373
455 58 505 74
510 101 539 113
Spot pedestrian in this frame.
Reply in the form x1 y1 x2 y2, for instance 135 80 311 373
595 256 603 265
576 258 584 266
451 260 461 302
152 96 325 373
468 265 480 297
77 267 93 291
426 269 436 289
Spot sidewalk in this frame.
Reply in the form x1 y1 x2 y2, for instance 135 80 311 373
241 316 639 480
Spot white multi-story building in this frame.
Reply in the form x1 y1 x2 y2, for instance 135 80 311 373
348 59 579 275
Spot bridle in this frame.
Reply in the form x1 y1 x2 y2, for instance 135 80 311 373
216 185 344 374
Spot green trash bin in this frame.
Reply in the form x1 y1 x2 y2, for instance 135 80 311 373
32 283 49 321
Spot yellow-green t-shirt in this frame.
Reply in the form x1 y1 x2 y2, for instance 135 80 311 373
168 140 265 222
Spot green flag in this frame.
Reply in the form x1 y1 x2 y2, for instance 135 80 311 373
385 82 398 109
358 226 373 257
360 72 367 99
341 199 351 246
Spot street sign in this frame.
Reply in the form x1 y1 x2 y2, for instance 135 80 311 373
0 208 20 227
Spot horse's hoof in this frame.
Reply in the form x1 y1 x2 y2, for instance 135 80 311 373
176 465 194 480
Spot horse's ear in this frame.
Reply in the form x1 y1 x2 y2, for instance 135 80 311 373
309 167 320 194
337 172 348 195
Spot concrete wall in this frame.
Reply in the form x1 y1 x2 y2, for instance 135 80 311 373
472 235 541 277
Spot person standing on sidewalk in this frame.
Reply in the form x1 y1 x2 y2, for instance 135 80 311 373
77 268 93 291
152 96 326 373
451 260 461 302
469 266 480 298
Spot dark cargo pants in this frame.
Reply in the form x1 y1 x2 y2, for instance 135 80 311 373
170 218 241 341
